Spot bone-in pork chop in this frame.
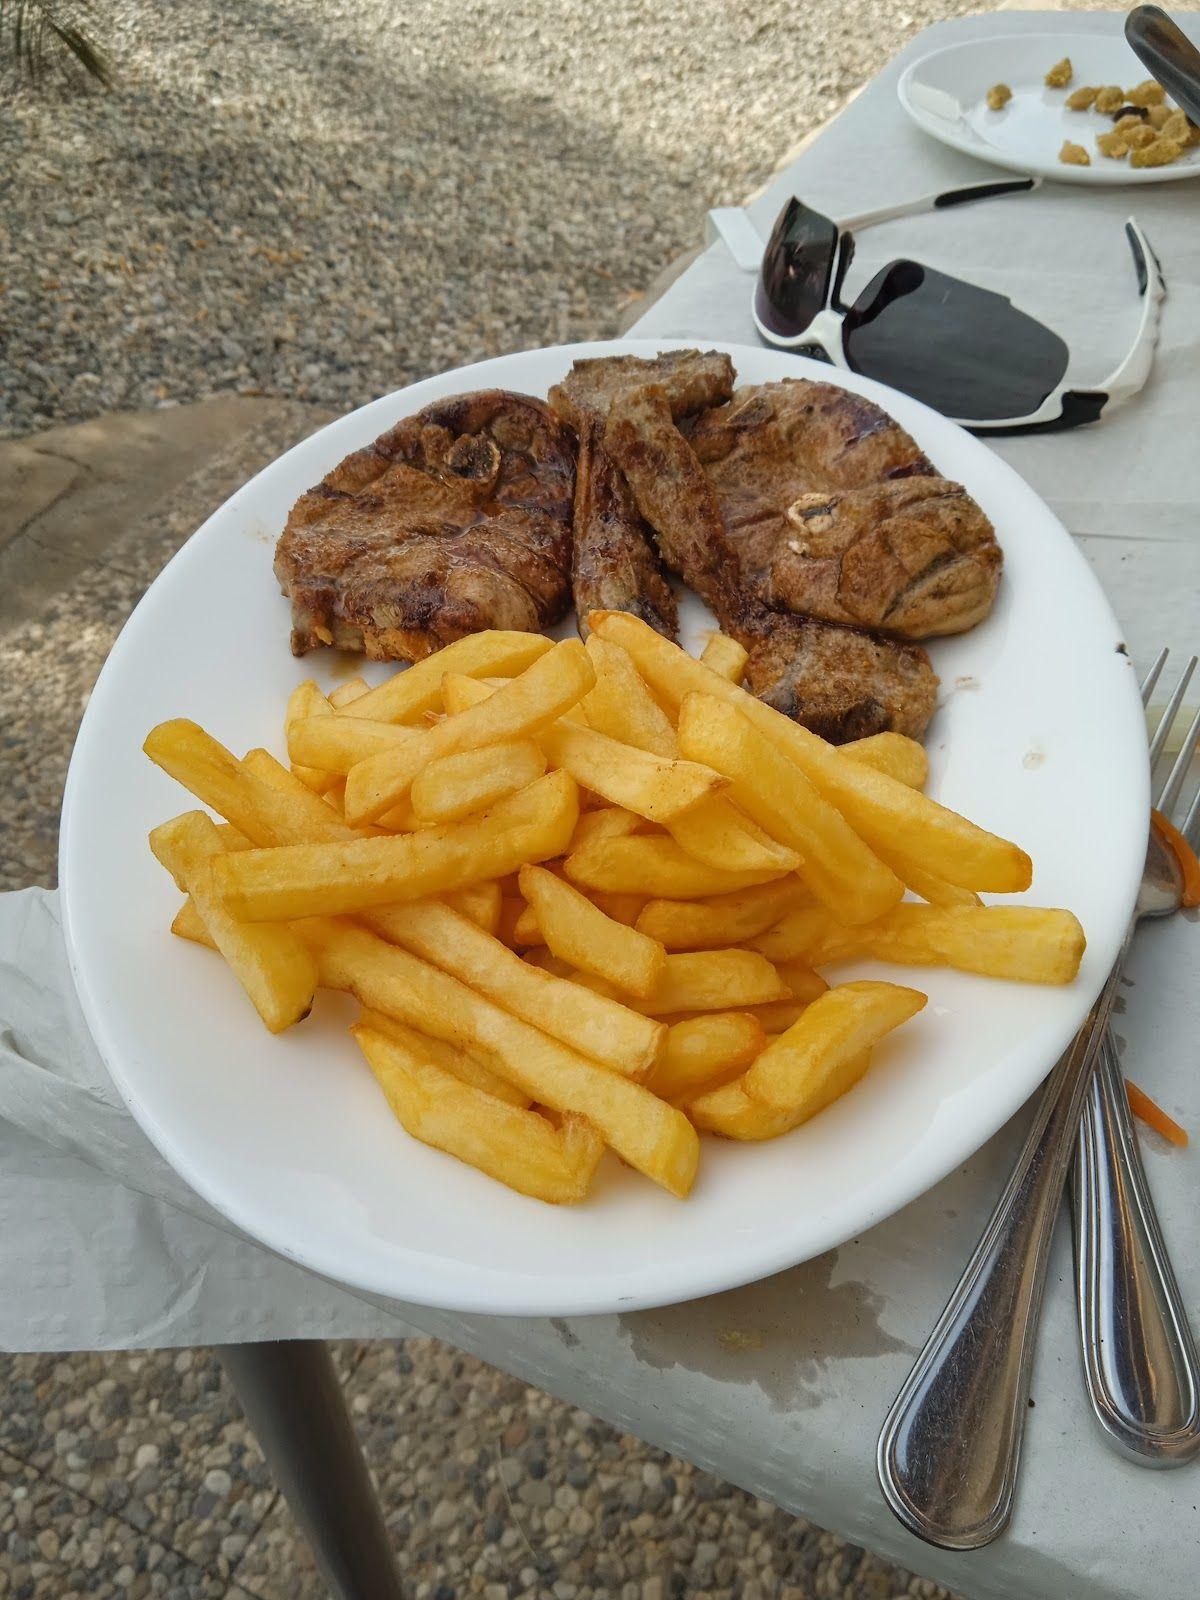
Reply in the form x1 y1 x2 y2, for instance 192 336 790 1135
605 385 938 741
687 380 1001 639
275 390 575 661
549 349 734 639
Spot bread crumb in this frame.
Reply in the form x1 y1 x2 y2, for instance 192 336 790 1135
1131 135 1183 168
1161 109 1189 143
1045 57 1072 88
1124 123 1157 151
1116 112 1150 134
1059 140 1090 167
986 82 1012 111
1146 103 1171 130
1127 79 1166 108
1065 86 1098 111
1094 86 1124 113
1096 130 1130 160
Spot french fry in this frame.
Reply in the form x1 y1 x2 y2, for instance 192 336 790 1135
588 891 647 925
834 904 1086 984
699 633 748 684
352 1024 603 1203
150 811 317 1032
774 963 830 1004
345 639 595 824
749 905 837 964
214 771 578 921
144 720 358 846
364 897 665 1079
289 715 418 774
678 694 903 925
592 611 1031 893
510 901 543 945
496 896 533 947
647 1012 766 1104
872 847 982 909
565 833 788 898
341 631 554 724
636 879 811 951
581 635 678 757
441 672 499 717
737 998 808 1034
286 681 337 792
357 1008 530 1108
841 732 928 789
328 676 371 709
666 795 801 875
410 739 547 824
304 919 696 1195
439 881 501 936
519 864 666 999
171 897 210 945
688 1053 871 1141
569 806 644 852
153 813 254 890
615 949 791 1015
742 980 926 1113
539 719 726 824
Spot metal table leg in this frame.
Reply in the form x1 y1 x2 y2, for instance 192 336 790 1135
217 1339 403 1600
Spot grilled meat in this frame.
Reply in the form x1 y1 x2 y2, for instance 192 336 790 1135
605 384 938 741
275 390 575 661
550 349 733 640
688 380 1001 639
569 419 678 639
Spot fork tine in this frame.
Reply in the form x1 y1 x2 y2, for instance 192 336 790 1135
1157 702 1200 816
1148 655 1197 768
1141 646 1169 705
1181 785 1200 849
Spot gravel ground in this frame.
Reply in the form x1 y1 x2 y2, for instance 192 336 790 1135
0 0 992 439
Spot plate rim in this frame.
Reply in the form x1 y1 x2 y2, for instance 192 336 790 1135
897 31 1200 187
59 337 1147 1316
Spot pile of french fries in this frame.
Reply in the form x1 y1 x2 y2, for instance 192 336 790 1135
143 611 1086 1205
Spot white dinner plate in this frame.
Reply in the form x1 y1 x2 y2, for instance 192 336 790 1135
60 340 1147 1317
899 30 1200 184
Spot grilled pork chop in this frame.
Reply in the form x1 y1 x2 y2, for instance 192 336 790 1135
605 385 938 741
549 349 734 640
688 380 1001 639
275 390 575 661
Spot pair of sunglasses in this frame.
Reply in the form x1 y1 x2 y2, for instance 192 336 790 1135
706 179 1164 433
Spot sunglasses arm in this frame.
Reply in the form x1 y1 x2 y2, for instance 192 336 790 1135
836 177 1040 233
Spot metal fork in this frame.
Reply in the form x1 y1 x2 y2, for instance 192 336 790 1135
875 652 1200 1550
1072 649 1200 1468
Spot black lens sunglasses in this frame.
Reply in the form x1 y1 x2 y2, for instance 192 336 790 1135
707 178 1164 434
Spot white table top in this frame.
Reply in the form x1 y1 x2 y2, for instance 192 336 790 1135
3 13 1199 1600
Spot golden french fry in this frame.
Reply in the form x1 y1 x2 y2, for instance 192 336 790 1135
569 806 645 853
666 795 801 875
150 811 317 1032
540 719 725 824
774 963 830 1005
410 739 547 825
364 897 665 1079
357 1008 530 1107
519 864 666 999
841 732 928 789
345 639 594 824
286 681 337 792
565 833 787 898
441 672 498 717
647 1012 766 1104
749 905 839 964
441 881 503 936
587 890 647 925
171 897 210 945
305 919 695 1195
688 1054 870 1140
144 720 358 847
327 676 371 709
635 878 810 951
153 813 255 890
678 694 903 925
496 896 533 947
699 632 748 684
846 904 1085 984
352 1024 603 1203
341 631 554 724
582 635 678 756
872 847 982 909
214 771 578 921
742 980 926 1112
289 715 418 774
592 611 1031 893
737 998 808 1034
614 949 791 1015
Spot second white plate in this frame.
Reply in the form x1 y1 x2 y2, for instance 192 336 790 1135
899 30 1200 185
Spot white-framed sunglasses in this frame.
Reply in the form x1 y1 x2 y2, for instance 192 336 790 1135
707 178 1165 434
